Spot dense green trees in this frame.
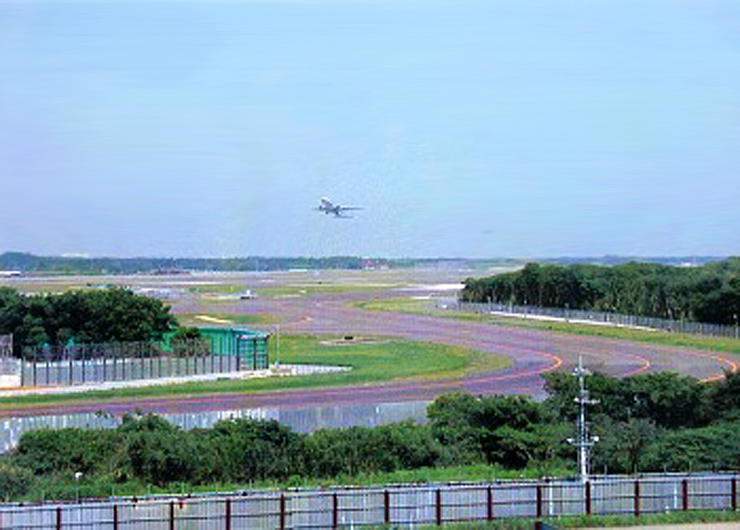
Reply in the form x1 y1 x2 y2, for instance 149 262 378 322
0 252 406 273
4 371 740 500
545 370 740 474
0 462 33 500
307 422 441 476
0 287 176 354
461 259 740 325
543 371 710 428
427 393 564 467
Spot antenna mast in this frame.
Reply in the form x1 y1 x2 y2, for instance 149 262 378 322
567 356 599 481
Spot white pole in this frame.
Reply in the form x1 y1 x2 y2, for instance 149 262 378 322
274 324 280 369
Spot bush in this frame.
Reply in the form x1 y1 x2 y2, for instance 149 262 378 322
641 422 740 472
13 428 123 476
0 461 34 500
117 413 216 486
428 393 555 467
307 422 441 477
210 418 306 482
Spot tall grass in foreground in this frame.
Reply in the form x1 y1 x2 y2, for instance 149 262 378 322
20 463 572 503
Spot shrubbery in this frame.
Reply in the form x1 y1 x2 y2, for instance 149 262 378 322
0 461 33 500
5 371 740 501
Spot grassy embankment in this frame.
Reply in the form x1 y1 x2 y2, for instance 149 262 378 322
0 334 509 410
355 298 740 356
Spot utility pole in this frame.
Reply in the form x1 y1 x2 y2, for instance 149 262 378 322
567 356 599 481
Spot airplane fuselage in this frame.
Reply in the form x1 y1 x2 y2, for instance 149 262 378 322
317 197 359 218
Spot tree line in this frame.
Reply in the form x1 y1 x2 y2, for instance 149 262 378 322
0 252 495 274
0 287 176 356
2 371 738 500
0 252 374 273
460 259 740 325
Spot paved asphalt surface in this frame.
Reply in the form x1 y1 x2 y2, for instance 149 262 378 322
1 279 737 417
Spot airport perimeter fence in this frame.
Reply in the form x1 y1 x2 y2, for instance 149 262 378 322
455 302 740 339
0 473 737 529
16 336 268 387
0 334 11 356
0 334 12 370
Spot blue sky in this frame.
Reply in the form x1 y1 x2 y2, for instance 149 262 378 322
1 0 739 258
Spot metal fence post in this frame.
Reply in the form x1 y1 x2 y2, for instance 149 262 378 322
682 479 689 511
536 483 543 519
225 498 231 530
279 493 286 530
56 506 62 530
732 477 738 511
435 489 442 526
384 490 390 525
113 504 119 530
169 501 175 530
585 480 592 516
634 480 641 518
332 492 338 529
487 485 493 521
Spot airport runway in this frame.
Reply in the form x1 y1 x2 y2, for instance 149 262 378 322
3 283 735 418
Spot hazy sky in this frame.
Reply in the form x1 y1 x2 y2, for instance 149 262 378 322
1 0 739 258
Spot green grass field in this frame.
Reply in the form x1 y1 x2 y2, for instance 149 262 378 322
175 312 277 326
183 282 393 297
0 335 509 409
255 283 392 298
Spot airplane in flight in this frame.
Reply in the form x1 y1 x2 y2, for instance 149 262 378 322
315 197 362 218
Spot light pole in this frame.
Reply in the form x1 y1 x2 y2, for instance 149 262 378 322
567 356 599 482
273 324 280 369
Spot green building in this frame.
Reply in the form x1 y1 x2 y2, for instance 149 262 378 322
160 327 271 370
198 327 270 370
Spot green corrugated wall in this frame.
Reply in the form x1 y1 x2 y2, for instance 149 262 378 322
161 327 270 369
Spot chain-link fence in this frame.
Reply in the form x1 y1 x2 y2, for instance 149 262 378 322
0 334 20 386
0 473 736 528
18 334 269 387
0 334 11 357
454 302 740 339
